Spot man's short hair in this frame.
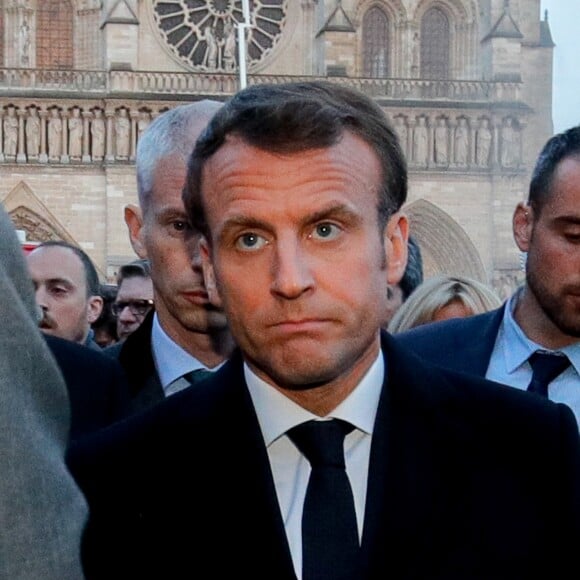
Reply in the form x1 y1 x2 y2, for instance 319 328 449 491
183 81 407 241
399 235 424 301
116 258 151 287
136 100 223 211
35 241 100 298
528 125 580 214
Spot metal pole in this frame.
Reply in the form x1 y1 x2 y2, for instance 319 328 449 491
237 0 251 90
237 23 247 89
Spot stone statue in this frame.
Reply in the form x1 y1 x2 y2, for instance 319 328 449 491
20 18 30 66
412 117 428 166
501 118 519 168
68 108 83 159
91 109 105 160
454 118 469 166
137 111 150 141
25 108 40 158
394 116 408 156
222 20 237 72
115 109 130 159
434 118 449 165
476 119 492 167
3 107 18 157
201 26 218 69
48 108 62 160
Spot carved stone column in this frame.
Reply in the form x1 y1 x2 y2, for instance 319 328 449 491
16 108 26 163
448 119 457 167
427 117 435 169
105 110 115 162
39 109 48 164
60 110 70 164
130 109 138 161
82 111 92 163
469 117 477 168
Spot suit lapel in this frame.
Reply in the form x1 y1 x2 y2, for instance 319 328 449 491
213 354 298 579
360 334 464 577
455 306 504 376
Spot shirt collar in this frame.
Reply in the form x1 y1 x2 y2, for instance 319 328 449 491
245 352 384 448
151 313 207 388
501 290 580 374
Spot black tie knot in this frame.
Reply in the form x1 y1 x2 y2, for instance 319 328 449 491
527 351 570 396
184 368 213 385
288 419 354 469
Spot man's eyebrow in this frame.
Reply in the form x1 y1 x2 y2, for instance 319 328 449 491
46 277 74 287
304 203 360 224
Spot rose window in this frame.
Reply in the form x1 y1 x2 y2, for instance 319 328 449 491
152 0 288 72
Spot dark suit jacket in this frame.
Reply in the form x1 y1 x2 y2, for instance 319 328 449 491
395 305 505 375
45 335 130 442
103 311 164 417
68 332 580 579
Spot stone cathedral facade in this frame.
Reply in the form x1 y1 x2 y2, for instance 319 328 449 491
0 0 554 294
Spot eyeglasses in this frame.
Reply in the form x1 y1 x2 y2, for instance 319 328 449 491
112 299 154 317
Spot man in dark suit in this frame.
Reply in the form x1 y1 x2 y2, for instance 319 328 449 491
45 334 129 442
397 125 580 427
104 101 234 416
69 82 580 579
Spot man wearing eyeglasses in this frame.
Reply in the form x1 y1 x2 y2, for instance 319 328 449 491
113 259 154 341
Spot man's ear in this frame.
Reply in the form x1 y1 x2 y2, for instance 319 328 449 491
124 204 147 259
385 212 409 286
513 202 533 252
87 295 104 325
200 237 223 308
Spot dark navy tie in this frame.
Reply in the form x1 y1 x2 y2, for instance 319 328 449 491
527 352 570 397
184 368 213 386
287 419 359 580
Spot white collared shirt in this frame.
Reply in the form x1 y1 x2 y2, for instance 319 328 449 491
245 353 384 579
487 293 580 425
151 313 215 396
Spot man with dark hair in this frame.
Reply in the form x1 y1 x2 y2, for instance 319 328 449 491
25 243 129 437
111 258 153 341
69 84 580 579
27 240 103 349
398 125 580 425
91 283 118 348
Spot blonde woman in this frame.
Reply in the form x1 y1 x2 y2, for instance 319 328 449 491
388 274 502 334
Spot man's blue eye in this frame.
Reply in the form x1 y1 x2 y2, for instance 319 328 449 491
237 233 266 250
313 223 340 240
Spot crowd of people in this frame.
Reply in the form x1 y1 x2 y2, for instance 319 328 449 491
1 80 579 578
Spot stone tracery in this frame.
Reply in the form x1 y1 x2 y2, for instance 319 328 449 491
152 0 288 72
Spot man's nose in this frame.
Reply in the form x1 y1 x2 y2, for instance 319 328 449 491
270 239 314 299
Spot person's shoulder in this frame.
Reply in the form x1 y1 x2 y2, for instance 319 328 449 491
397 307 503 342
45 334 127 385
103 340 123 360
384 331 579 448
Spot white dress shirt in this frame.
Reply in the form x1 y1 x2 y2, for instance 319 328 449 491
487 293 580 426
151 313 216 396
245 353 384 580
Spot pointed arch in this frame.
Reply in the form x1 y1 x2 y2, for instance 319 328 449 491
420 6 450 79
36 0 74 69
413 0 479 79
2 181 76 244
362 6 390 78
404 198 488 282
